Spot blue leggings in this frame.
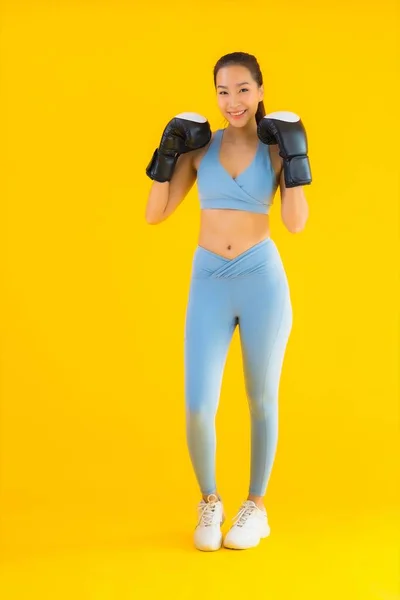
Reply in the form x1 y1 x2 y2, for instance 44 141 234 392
184 238 293 497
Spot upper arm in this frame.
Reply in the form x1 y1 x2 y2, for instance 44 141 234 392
268 144 285 200
279 166 287 202
161 152 197 220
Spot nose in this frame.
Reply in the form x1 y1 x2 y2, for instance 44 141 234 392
228 99 242 110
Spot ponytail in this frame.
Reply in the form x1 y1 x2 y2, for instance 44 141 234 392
255 100 266 125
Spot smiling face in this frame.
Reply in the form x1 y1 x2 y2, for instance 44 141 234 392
215 64 264 128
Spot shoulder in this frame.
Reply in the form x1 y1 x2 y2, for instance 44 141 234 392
192 130 219 171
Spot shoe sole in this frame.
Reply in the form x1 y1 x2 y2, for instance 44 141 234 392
223 527 270 550
195 533 223 552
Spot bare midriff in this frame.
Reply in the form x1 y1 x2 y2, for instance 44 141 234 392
198 209 270 259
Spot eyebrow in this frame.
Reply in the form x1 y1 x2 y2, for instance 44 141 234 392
217 81 250 89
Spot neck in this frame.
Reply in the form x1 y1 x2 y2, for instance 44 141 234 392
224 119 258 142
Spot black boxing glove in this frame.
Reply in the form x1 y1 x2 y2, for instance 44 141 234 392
257 111 312 188
146 112 211 183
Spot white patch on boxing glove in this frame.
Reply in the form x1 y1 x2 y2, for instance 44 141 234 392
264 111 300 122
174 112 208 123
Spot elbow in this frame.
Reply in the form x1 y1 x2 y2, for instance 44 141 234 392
284 215 308 234
282 207 309 234
145 215 159 225
287 222 306 234
145 210 163 225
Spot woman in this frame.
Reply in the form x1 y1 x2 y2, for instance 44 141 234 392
145 52 311 551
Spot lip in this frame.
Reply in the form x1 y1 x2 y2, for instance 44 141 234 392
228 109 247 119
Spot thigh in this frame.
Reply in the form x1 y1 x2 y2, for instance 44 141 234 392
238 268 293 406
185 278 236 413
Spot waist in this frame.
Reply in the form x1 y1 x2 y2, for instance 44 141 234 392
198 209 270 259
191 237 284 280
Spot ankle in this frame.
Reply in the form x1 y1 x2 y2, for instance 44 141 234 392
202 492 221 503
247 494 265 510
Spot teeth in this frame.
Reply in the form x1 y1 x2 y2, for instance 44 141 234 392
230 110 245 116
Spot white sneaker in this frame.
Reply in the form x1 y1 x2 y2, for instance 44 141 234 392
193 493 225 551
223 500 270 549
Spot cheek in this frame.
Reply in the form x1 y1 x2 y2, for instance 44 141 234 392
217 95 227 111
245 95 259 114
249 92 260 107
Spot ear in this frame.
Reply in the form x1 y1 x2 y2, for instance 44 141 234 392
259 84 264 102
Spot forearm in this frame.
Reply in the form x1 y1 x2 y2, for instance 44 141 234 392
145 181 170 224
281 186 309 233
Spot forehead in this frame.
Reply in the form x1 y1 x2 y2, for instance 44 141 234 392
215 64 254 86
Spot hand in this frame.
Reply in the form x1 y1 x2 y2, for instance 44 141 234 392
146 112 211 182
257 111 312 188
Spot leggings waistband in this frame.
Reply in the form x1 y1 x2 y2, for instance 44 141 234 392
192 237 284 279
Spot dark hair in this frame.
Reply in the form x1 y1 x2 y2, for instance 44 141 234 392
213 52 266 124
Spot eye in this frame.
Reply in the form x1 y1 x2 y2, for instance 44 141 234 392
218 91 227 95
240 88 249 93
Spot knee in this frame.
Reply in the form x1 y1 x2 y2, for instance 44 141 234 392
186 401 216 424
248 383 279 421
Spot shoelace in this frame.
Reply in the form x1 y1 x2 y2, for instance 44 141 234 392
198 500 220 527
232 501 258 528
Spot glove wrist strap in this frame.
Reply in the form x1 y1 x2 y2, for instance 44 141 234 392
283 155 312 188
146 149 179 183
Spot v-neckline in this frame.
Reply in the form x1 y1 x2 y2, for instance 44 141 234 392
217 128 260 182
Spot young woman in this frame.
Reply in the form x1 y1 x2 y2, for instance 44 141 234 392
145 52 311 551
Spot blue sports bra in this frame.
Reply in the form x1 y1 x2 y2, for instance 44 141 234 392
196 128 279 214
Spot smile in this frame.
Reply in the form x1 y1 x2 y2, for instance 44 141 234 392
229 110 247 118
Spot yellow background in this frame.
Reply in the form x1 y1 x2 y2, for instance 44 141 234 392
1 0 399 598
